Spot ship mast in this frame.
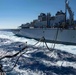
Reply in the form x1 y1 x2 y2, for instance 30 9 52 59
65 0 67 25
65 0 74 26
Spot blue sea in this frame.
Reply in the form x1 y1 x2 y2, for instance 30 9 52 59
0 30 76 75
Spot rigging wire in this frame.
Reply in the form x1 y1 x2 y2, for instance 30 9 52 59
0 45 28 73
43 28 59 58
44 28 59 50
0 46 28 60
0 28 60 72
3 51 27 72
32 37 44 46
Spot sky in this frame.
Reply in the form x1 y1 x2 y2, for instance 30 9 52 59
0 0 76 29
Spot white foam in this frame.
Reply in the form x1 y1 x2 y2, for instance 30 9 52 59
14 65 46 75
43 43 76 54
0 31 76 55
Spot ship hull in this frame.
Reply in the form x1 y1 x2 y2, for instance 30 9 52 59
13 28 76 45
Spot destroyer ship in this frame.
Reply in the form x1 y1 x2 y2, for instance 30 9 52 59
13 0 76 45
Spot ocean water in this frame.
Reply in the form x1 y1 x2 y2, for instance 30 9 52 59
0 30 76 75
0 30 76 54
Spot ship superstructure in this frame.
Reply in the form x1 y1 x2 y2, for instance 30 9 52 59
20 11 66 29
19 0 76 29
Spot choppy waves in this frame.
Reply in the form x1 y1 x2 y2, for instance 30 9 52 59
0 30 76 75
0 31 76 54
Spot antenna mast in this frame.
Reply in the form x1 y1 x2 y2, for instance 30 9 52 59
65 0 67 25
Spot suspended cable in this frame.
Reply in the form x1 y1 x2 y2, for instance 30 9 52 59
0 28 59 73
